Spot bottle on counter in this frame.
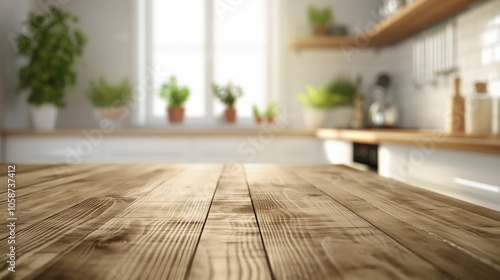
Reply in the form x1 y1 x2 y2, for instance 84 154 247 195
350 75 364 129
465 82 492 134
445 77 465 133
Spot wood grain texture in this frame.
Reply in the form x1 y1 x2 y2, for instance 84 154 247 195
316 128 500 154
244 165 449 279
1 164 499 279
27 165 222 280
188 164 272 280
292 164 500 279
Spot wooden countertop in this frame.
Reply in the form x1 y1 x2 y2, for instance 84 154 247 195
317 129 500 154
2 164 499 279
1 129 315 137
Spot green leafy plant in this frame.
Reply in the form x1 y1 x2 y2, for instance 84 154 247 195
298 85 335 108
212 82 244 108
264 102 278 118
252 105 262 119
86 77 132 108
16 6 86 107
328 75 357 106
308 5 332 27
159 76 190 108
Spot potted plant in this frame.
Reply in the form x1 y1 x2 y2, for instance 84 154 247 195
298 85 334 129
86 77 132 123
212 82 243 123
253 105 263 124
159 76 190 124
264 102 278 124
16 6 86 131
308 5 332 36
327 75 357 128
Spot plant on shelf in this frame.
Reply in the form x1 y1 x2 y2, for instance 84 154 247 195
252 105 263 124
308 5 332 36
327 75 357 128
16 6 86 131
264 102 278 124
86 77 132 122
328 75 357 107
159 76 190 124
297 85 333 129
212 82 243 123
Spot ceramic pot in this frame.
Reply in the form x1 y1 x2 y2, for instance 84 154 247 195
304 109 327 129
167 107 185 123
326 106 353 128
30 104 58 131
255 116 263 124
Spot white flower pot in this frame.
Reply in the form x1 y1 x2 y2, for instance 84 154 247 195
30 104 58 131
304 109 328 130
326 106 353 128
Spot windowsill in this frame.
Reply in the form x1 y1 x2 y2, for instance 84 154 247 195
1 128 316 138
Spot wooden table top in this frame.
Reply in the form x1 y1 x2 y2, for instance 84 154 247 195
1 164 499 279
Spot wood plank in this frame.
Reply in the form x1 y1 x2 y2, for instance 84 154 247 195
27 165 223 280
245 164 450 279
292 36 358 49
188 164 272 280
0 196 134 279
367 0 473 46
0 164 182 279
291 165 500 279
0 164 180 236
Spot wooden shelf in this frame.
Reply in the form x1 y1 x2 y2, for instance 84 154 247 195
293 0 474 49
292 36 358 49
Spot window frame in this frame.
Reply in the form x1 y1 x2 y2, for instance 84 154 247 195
142 0 274 127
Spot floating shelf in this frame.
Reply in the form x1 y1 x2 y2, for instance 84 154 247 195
293 0 474 49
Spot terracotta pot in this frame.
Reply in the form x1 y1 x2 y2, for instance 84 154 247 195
314 25 329 36
255 117 263 124
267 116 274 124
167 107 185 123
224 108 237 123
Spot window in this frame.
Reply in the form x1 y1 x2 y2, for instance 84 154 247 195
146 0 269 124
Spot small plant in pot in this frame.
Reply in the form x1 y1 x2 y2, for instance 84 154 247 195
264 102 278 124
16 6 86 131
252 105 263 124
212 82 243 123
159 76 190 124
308 5 332 36
298 85 334 129
327 75 357 128
86 77 132 124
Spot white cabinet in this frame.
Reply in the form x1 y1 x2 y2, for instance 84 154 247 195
379 143 500 211
5 136 328 164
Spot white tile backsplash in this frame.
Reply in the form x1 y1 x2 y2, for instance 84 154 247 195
378 0 500 129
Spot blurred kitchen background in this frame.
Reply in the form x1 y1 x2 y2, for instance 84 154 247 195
0 0 499 210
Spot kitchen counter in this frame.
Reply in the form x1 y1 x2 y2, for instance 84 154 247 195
2 164 499 279
1 129 315 137
317 129 500 154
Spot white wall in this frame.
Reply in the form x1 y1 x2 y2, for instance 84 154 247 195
0 0 32 131
0 0 134 129
375 0 500 129
280 0 385 128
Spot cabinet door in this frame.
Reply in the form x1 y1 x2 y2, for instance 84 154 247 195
104 137 192 163
6 137 104 163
